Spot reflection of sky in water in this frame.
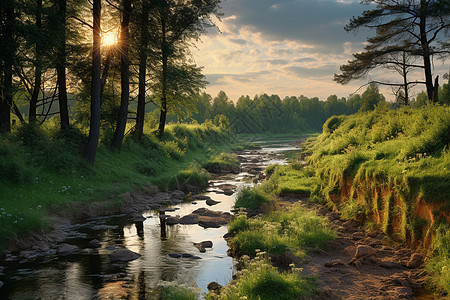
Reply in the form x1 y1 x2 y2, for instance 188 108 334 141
0 143 297 299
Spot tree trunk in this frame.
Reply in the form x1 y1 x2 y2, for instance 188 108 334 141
56 0 70 130
402 52 409 106
84 0 102 164
135 1 149 141
0 1 14 134
157 19 168 138
111 0 131 151
29 0 43 123
419 0 435 102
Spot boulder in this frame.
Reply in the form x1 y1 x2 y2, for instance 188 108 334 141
354 245 376 259
343 246 356 257
110 249 141 262
194 241 213 252
166 217 181 225
207 281 223 293
407 253 425 268
206 199 221 206
58 244 78 255
179 215 199 225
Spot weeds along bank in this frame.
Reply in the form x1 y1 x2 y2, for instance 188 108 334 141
0 122 236 249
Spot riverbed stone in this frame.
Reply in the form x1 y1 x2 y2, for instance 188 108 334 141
58 244 79 255
179 215 199 224
193 195 211 200
110 249 141 262
89 239 102 248
166 217 181 225
206 199 221 206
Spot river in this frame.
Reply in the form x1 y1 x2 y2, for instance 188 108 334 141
0 139 298 299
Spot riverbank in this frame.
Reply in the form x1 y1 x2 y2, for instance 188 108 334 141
0 122 239 250
215 105 449 298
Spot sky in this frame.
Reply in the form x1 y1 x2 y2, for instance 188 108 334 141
190 0 449 102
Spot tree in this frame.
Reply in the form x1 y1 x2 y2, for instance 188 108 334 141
56 0 70 129
335 0 450 102
0 0 15 133
84 0 102 163
149 0 222 138
360 83 386 112
135 0 150 141
111 0 131 151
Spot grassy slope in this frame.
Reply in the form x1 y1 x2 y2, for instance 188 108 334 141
0 122 237 249
259 104 449 295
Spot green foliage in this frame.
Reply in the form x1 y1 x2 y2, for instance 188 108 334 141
426 224 450 295
202 152 238 173
229 204 335 257
208 254 316 300
234 187 270 210
158 281 200 300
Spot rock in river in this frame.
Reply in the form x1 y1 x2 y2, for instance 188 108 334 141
58 244 79 256
206 199 221 206
110 249 141 262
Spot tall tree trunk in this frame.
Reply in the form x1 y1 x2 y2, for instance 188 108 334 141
157 19 168 138
56 0 70 129
402 52 409 106
0 1 14 134
419 0 435 102
111 0 131 151
135 1 149 141
29 0 43 123
84 0 102 164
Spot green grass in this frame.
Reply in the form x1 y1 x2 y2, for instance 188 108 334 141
202 152 239 173
234 187 270 210
207 253 316 300
0 122 237 249
426 224 450 295
228 204 336 257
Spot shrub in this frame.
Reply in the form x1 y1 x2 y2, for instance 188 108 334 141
209 254 316 300
234 187 270 210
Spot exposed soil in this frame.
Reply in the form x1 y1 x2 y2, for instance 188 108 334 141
279 195 436 300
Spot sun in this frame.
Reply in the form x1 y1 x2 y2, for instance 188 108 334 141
102 32 117 47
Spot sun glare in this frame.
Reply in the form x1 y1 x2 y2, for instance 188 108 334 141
102 32 117 47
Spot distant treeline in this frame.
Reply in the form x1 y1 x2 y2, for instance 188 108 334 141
157 82 450 134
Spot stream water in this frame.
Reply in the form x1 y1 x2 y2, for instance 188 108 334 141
0 140 297 300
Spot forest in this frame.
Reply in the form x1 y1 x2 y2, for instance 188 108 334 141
1 0 449 299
